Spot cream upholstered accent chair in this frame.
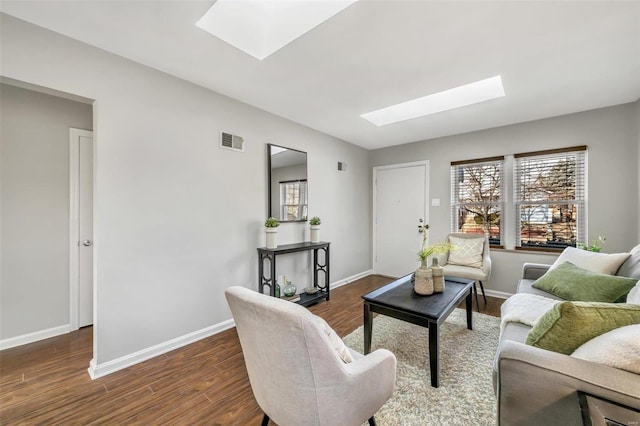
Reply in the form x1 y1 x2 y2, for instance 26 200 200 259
225 286 396 426
441 232 492 311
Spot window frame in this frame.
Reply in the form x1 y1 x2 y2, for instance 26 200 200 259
279 179 308 221
513 146 587 252
450 156 505 248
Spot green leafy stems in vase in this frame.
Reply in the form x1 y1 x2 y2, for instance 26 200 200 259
417 224 454 267
577 235 606 252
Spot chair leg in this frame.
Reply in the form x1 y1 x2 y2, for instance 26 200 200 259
261 413 270 426
478 280 487 304
368 416 377 426
473 283 480 312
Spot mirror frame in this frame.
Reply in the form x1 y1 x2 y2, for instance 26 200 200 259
267 143 308 223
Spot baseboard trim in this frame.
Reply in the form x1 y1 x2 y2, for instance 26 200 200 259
331 269 374 289
484 289 513 300
0 324 71 350
88 272 374 379
87 318 235 380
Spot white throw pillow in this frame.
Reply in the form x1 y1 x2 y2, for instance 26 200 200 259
549 246 630 275
627 281 640 304
448 236 484 268
571 324 640 374
312 316 354 363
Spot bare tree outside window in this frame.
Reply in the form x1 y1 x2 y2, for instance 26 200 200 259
451 159 503 246
515 148 586 249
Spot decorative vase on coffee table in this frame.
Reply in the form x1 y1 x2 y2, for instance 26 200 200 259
432 258 445 293
414 259 434 295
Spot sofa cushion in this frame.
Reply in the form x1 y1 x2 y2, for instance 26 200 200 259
525 301 640 355
532 262 638 303
442 263 487 280
627 282 640 304
549 246 630 275
570 324 640 374
447 236 484 268
617 244 640 280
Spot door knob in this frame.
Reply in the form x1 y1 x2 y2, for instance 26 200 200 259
82 240 93 247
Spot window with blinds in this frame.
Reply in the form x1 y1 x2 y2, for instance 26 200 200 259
450 156 504 246
280 180 308 221
514 146 586 251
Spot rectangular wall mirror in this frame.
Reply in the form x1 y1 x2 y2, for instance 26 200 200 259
268 144 308 222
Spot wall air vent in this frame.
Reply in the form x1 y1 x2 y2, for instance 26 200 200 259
220 132 244 152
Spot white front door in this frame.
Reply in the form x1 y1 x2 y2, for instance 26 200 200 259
70 128 94 329
373 161 429 278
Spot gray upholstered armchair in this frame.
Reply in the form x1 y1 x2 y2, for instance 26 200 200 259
440 232 492 311
225 286 396 426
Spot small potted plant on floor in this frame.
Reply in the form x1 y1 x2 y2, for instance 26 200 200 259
265 217 280 249
309 216 321 243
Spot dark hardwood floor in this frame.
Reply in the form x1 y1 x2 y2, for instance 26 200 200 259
0 275 503 425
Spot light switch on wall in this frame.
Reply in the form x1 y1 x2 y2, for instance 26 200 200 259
431 198 440 207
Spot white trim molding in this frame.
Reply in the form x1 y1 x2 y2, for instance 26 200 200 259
86 271 374 379
87 319 235 379
0 324 71 350
331 270 374 290
484 289 513 300
69 127 94 332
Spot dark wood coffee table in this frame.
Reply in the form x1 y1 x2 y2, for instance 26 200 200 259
362 275 474 388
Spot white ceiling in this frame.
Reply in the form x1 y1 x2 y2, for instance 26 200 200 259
1 1 639 150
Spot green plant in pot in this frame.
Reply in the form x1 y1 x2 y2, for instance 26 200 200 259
414 224 455 295
309 216 321 243
417 224 454 266
577 235 606 252
265 217 279 249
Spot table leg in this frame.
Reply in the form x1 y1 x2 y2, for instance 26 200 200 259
270 256 277 297
364 303 372 355
429 323 439 388
466 288 473 330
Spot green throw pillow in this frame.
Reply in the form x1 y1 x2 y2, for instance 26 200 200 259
526 301 640 354
532 261 637 302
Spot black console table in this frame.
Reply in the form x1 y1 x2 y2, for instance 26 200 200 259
257 241 330 307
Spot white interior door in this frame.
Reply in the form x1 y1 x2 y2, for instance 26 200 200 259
70 129 94 329
373 161 429 278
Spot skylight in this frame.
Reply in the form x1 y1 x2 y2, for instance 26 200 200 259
196 0 359 61
360 76 506 126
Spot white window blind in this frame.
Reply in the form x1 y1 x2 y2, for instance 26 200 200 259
450 156 504 246
514 146 586 250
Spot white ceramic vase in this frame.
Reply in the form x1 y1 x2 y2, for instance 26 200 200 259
265 227 278 249
310 225 320 243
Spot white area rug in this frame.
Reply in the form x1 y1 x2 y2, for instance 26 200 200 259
343 308 500 425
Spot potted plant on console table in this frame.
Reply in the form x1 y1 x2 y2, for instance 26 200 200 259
309 216 321 243
265 217 279 249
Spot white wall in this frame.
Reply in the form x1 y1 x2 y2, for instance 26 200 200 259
370 103 640 295
0 83 93 341
0 15 371 367
637 99 640 243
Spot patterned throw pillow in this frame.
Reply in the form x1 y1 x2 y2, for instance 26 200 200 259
448 236 484 268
